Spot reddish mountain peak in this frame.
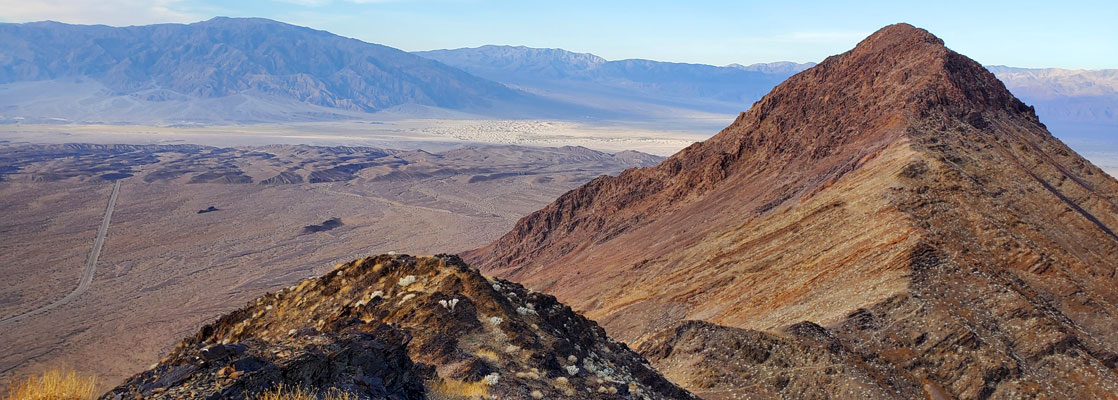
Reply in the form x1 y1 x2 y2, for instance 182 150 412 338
839 23 1034 116
851 23 944 56
466 24 1118 399
678 23 1040 180
466 24 1049 275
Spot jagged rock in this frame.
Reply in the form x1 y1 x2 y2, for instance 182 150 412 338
102 255 694 399
637 321 902 399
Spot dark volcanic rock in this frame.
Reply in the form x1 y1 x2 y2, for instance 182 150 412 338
103 255 695 399
104 323 427 399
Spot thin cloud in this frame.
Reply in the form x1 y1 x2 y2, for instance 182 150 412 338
0 0 201 25
788 31 871 42
271 0 405 6
272 0 333 6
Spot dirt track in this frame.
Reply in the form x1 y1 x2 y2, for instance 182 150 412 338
0 180 120 329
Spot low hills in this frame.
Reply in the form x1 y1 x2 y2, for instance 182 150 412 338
465 23 1118 398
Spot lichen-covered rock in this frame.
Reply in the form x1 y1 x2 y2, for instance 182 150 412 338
102 255 694 399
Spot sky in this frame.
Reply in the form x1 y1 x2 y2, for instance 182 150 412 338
1 0 1115 69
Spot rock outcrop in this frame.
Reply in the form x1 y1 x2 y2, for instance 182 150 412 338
102 255 694 399
465 24 1118 398
636 321 900 399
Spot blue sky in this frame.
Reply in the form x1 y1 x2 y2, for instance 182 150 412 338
1 0 1115 69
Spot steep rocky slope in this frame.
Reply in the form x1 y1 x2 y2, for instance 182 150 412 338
102 254 693 399
465 24 1118 398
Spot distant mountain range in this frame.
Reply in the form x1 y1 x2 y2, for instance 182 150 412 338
415 45 813 121
987 66 1118 144
0 17 1113 143
0 18 572 124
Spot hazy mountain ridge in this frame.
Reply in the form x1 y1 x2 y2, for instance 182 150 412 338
726 61 816 74
988 65 1118 141
0 18 559 123
415 46 809 117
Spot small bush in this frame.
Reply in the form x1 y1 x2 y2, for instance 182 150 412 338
4 367 98 400
483 373 500 386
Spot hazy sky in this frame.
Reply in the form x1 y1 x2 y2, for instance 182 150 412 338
1 0 1115 69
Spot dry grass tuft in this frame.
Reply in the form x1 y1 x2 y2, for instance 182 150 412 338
253 385 357 400
426 378 489 399
474 348 500 363
4 367 98 400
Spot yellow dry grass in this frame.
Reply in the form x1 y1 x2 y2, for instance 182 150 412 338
473 348 500 363
3 368 98 400
426 378 488 399
253 385 357 400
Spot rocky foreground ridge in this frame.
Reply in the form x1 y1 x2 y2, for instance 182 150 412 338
102 254 693 399
466 24 1118 398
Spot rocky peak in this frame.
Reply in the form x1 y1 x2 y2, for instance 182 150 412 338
707 23 1037 161
102 254 693 399
469 23 1042 275
465 24 1118 398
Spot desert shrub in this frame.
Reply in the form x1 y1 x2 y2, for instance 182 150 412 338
482 373 500 386
4 367 98 400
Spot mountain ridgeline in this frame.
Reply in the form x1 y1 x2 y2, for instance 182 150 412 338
0 18 558 123
415 45 814 118
465 24 1118 398
0 18 808 124
0 17 1111 134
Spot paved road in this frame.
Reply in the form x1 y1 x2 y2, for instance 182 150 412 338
0 181 121 329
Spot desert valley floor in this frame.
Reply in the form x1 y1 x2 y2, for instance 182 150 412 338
0 140 660 389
